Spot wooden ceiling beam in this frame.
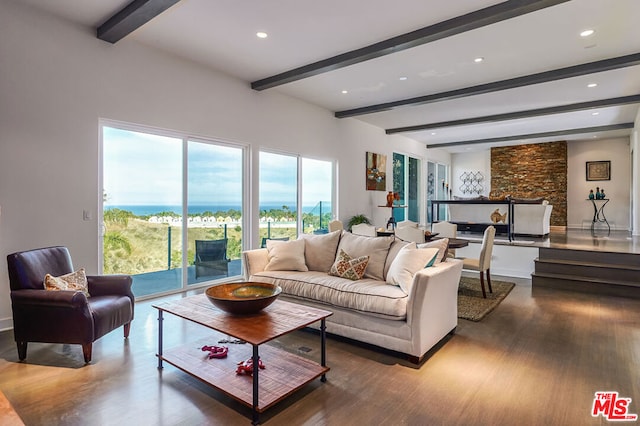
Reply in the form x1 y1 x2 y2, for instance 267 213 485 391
251 0 569 91
425 123 635 149
386 95 640 134
337 53 640 118
97 0 181 44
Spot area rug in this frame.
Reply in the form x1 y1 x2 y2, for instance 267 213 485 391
458 276 515 321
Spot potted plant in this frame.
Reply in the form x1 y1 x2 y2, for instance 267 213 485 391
346 214 371 231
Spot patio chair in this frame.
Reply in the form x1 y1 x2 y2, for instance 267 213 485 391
260 237 289 248
7 246 134 363
195 239 230 278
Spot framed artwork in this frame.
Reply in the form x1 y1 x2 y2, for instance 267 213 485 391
366 152 386 191
586 161 610 181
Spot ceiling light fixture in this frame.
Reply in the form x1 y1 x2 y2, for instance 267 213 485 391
256 32 268 39
580 29 595 37
592 112 600 116
431 132 437 136
587 83 598 88
341 90 348 94
474 57 484 63
399 76 408 81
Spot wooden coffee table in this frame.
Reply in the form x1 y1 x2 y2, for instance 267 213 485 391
153 296 332 425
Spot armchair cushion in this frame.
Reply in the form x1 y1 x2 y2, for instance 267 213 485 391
44 268 90 297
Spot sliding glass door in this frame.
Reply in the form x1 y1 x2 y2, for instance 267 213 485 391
101 124 244 298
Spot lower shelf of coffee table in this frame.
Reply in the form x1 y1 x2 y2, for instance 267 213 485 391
159 341 329 412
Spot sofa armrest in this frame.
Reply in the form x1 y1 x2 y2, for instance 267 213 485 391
242 248 269 279
405 258 463 355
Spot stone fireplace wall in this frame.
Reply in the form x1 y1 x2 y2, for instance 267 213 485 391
491 141 567 226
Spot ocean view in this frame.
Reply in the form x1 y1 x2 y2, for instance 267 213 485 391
105 203 331 217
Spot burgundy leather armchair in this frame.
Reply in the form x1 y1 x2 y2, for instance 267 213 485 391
7 246 134 363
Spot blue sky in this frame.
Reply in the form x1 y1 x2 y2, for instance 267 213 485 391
103 126 331 207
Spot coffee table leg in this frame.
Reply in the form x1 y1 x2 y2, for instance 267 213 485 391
157 310 164 369
320 319 327 382
252 344 259 425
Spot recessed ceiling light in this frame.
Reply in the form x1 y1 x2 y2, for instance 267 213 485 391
592 112 600 116
399 76 408 81
587 83 598 88
474 57 484 63
431 132 437 136
256 32 268 39
341 90 348 94
580 29 595 37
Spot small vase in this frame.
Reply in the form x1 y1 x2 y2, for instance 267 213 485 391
386 191 394 207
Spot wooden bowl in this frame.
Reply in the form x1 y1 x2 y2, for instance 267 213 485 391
205 282 282 315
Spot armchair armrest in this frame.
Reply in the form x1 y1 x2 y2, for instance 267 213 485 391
11 288 89 308
87 275 134 299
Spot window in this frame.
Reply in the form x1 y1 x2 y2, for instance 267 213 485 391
393 153 420 223
101 124 245 298
427 161 449 223
259 151 334 243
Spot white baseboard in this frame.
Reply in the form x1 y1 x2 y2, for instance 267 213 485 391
0 317 13 332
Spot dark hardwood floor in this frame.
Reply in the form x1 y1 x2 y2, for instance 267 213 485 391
1 272 639 425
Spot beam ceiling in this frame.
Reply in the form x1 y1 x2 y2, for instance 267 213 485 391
336 53 640 118
386 95 640 134
251 0 570 91
426 123 635 149
97 0 181 44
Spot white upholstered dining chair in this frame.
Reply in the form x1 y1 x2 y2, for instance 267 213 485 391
432 221 458 257
351 223 377 237
459 225 495 298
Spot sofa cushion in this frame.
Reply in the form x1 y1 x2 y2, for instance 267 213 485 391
386 245 440 294
337 232 393 281
298 230 341 272
264 239 308 272
383 239 410 279
417 238 449 263
329 249 369 280
251 270 408 320
44 268 90 297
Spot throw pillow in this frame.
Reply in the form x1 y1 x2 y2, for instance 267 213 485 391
329 249 369 281
264 239 309 272
418 238 449 263
386 245 440 294
44 268 90 297
336 232 393 281
298 230 341 272
383 238 410 279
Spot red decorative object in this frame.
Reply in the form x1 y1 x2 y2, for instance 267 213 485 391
386 191 394 207
201 345 229 359
236 357 266 375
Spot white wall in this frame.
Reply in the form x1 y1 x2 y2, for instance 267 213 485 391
567 138 631 230
450 141 632 230
451 151 491 197
0 2 428 330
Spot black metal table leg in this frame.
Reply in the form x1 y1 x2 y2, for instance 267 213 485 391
320 319 327 382
252 344 260 425
157 310 164 369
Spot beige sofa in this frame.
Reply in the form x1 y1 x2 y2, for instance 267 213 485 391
242 230 463 363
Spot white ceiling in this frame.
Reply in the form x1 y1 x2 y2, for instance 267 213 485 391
21 0 640 153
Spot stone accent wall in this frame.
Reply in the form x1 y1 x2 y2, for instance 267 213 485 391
491 141 567 226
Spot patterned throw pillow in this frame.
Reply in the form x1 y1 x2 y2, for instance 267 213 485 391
44 268 90 297
329 249 369 281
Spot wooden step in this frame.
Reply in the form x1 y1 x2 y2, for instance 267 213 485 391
534 258 640 282
532 272 640 298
